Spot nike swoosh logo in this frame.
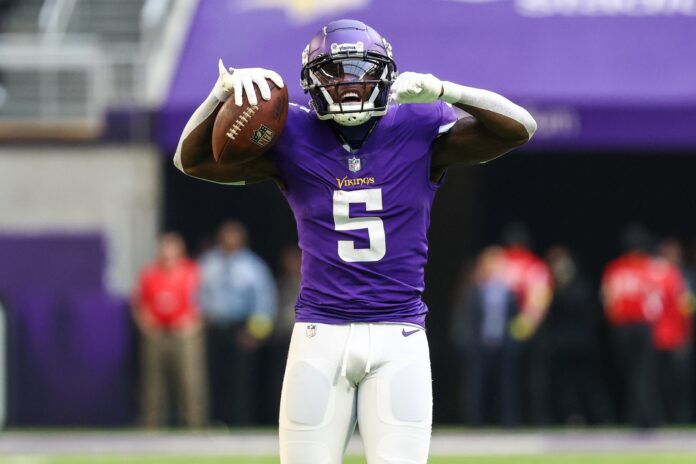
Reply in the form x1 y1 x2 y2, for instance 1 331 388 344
402 328 420 337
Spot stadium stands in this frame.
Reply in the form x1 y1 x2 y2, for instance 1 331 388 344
0 0 188 138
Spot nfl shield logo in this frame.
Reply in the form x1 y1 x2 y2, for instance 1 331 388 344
348 157 361 172
305 324 317 338
251 124 274 147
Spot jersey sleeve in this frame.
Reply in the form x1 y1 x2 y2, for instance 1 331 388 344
399 99 459 139
415 100 459 189
435 99 459 136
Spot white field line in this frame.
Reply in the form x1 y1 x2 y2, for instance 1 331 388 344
1 431 696 456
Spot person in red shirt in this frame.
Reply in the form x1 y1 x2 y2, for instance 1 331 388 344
601 225 660 428
603 253 661 325
132 233 207 428
498 224 553 424
498 225 553 341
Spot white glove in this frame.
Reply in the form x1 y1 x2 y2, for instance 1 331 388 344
390 71 443 104
214 59 284 107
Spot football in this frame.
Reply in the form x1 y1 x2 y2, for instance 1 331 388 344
211 80 289 164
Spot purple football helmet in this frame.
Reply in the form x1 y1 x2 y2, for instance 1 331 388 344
301 19 397 126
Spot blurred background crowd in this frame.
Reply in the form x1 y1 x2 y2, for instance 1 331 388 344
126 221 696 430
131 222 296 429
450 225 694 429
0 0 695 433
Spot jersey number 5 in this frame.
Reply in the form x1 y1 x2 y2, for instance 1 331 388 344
333 188 386 262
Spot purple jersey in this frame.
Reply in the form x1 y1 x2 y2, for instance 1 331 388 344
271 100 457 326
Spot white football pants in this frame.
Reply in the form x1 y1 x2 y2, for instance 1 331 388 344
279 322 432 464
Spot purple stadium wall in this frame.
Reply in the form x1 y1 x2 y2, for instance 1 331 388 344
157 0 696 153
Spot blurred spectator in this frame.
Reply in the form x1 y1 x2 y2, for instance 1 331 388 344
199 221 277 425
451 246 521 427
131 233 207 428
499 224 553 342
499 224 553 424
654 238 693 423
601 225 660 428
544 246 612 425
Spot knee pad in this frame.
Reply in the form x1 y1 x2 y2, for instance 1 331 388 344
281 440 332 464
374 433 430 464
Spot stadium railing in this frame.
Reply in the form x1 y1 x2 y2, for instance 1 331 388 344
0 0 196 139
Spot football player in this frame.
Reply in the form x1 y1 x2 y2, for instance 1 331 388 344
174 19 536 464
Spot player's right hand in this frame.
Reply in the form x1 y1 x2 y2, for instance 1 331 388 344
216 59 284 107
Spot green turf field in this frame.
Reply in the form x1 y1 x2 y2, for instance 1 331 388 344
5 455 696 464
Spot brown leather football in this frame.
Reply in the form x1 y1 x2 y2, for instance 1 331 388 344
211 80 289 164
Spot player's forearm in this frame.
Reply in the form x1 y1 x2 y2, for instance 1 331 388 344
440 82 537 142
171 88 251 184
173 89 223 173
173 63 282 185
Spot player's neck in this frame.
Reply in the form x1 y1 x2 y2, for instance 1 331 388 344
330 118 379 151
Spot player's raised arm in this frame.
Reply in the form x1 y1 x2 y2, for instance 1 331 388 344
390 72 537 170
173 60 283 185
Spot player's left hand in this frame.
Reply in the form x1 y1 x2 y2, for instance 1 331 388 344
217 59 284 107
390 71 443 104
